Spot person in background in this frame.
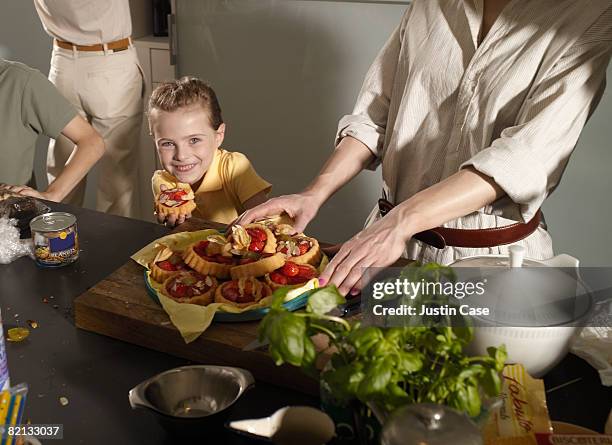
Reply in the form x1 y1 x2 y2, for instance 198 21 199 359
237 0 612 295
0 58 104 201
34 0 144 217
148 77 272 227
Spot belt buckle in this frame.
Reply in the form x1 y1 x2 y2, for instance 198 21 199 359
378 198 394 217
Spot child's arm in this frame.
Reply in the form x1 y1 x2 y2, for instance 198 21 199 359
5 116 104 201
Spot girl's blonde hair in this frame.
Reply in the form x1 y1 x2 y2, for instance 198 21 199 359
148 76 224 130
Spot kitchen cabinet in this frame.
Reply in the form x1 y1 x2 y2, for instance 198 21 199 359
133 35 176 220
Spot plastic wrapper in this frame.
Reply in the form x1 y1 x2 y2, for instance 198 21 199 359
570 298 612 386
483 364 553 445
0 197 50 239
0 383 28 445
0 218 34 264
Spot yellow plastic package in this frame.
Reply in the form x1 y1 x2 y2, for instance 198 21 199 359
0 383 28 445
483 364 553 445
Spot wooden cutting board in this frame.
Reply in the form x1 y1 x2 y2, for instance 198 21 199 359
74 218 412 395
74 218 324 394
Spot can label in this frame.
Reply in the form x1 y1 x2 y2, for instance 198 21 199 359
33 223 79 267
0 312 9 391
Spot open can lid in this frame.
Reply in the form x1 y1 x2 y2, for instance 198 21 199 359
30 212 76 233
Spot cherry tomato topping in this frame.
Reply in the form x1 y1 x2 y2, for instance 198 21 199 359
157 260 177 271
297 265 317 279
249 240 265 252
247 228 267 242
282 262 300 277
298 241 310 255
270 272 288 285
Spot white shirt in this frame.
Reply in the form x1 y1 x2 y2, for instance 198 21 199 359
34 0 132 45
336 0 612 264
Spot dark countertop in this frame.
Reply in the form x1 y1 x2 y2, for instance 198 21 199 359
1 202 317 444
1 202 610 444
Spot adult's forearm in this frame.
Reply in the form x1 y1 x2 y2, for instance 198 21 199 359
44 135 105 201
393 167 505 237
302 136 375 206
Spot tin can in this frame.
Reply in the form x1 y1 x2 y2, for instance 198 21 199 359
0 309 9 391
30 212 79 267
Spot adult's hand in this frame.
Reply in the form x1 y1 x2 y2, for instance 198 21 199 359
318 209 411 296
234 191 323 233
319 167 505 296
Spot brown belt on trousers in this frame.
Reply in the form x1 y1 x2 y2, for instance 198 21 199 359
54 37 131 52
378 198 541 249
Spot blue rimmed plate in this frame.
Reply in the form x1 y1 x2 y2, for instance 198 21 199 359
143 270 313 322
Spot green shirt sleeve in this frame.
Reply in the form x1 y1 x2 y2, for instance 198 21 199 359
20 69 77 139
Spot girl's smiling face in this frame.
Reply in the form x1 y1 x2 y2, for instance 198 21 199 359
151 104 225 186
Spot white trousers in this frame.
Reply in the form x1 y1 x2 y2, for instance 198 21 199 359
46 45 144 218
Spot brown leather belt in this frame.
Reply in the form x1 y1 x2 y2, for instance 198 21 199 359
378 198 541 249
54 37 131 52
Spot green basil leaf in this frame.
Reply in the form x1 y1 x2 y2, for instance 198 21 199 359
322 364 365 403
371 339 398 358
357 358 393 400
398 351 423 373
480 368 502 397
270 286 292 309
300 337 318 378
457 364 485 382
306 286 346 315
382 383 410 411
349 326 384 356
450 386 469 413
464 383 482 418
487 345 508 372
262 311 307 367
452 326 474 344
384 327 405 344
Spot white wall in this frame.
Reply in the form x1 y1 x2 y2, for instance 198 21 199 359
543 63 612 266
175 0 400 244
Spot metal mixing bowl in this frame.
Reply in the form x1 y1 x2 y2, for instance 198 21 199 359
129 365 254 438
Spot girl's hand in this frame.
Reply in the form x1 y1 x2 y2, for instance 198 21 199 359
155 210 192 228
318 211 411 296
233 192 322 233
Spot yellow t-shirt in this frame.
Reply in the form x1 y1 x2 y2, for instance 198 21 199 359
152 149 271 224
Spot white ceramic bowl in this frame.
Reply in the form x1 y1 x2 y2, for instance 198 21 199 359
451 252 592 377
466 324 585 377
